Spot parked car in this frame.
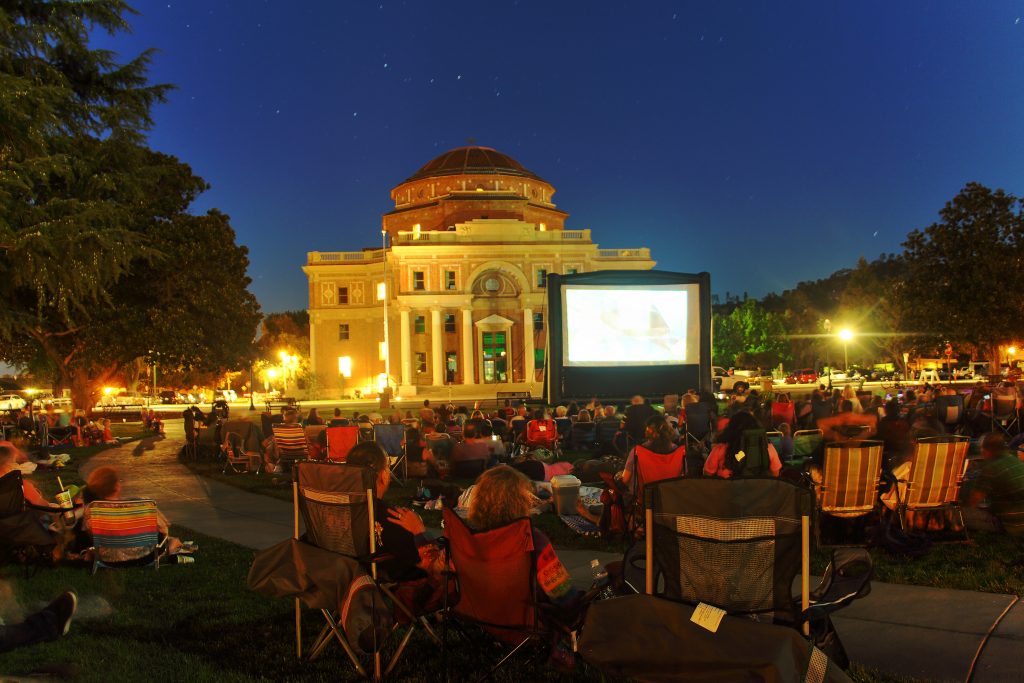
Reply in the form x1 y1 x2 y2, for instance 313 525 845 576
95 392 151 408
214 389 238 402
0 394 27 411
785 368 818 384
159 390 185 404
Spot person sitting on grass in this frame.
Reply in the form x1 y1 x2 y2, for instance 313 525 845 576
0 590 77 654
968 432 1024 537
75 466 194 563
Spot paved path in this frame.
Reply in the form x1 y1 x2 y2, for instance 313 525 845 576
82 423 1022 683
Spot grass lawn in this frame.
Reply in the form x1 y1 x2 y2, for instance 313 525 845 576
181 419 1024 596
2 525 930 683
20 423 152 501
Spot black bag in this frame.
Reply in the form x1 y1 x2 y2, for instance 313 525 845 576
580 593 853 682
867 518 932 560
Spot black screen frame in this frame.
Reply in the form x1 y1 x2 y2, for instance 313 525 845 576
544 270 712 404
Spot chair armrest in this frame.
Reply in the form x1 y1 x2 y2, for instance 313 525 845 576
804 547 872 617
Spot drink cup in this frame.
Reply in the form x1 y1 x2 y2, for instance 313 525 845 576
56 489 75 524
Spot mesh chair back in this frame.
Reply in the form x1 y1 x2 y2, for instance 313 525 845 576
934 394 964 426
373 424 406 456
272 423 309 463
491 418 508 440
294 462 373 558
820 441 884 517
904 437 969 509
684 403 713 440
442 507 537 643
358 426 375 442
510 419 527 439
88 500 161 563
646 477 810 623
326 426 359 462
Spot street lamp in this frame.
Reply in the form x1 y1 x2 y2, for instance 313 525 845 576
838 328 853 373
381 229 391 398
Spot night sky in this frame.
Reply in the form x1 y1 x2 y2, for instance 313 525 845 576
93 1 1024 313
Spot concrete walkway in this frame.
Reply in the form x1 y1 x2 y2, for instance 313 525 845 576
81 423 1022 683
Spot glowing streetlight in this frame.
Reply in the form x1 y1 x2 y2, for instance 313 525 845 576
838 328 853 372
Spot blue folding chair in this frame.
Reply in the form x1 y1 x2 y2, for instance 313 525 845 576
374 424 408 483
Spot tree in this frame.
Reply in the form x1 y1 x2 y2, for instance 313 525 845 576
837 255 909 371
0 1 261 408
713 300 789 370
899 183 1024 367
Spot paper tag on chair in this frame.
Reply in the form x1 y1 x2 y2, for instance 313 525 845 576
690 602 726 633
734 450 746 462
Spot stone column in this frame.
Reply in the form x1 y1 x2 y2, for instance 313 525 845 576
430 308 443 386
523 307 535 384
461 308 475 385
399 308 411 388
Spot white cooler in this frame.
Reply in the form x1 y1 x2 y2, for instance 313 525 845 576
550 474 581 516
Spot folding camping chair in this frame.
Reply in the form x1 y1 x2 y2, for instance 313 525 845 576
895 435 971 537
989 387 1019 436
642 477 871 669
791 429 824 467
683 402 715 449
291 461 439 678
221 419 263 474
304 425 328 460
0 470 65 568
273 423 310 470
441 506 579 678
358 425 376 443
569 421 597 451
933 394 965 434
771 400 796 428
554 417 572 442
373 424 408 483
626 442 687 533
814 441 885 546
86 500 167 574
595 419 620 455
326 425 359 463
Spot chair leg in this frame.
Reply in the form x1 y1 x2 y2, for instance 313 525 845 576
475 636 534 683
295 597 302 659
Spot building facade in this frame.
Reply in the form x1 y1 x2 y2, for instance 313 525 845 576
303 146 655 399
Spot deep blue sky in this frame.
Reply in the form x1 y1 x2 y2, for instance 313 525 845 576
95 1 1024 313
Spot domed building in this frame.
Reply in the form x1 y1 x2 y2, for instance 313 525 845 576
303 146 655 398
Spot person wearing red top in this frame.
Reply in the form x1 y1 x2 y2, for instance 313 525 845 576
704 411 783 478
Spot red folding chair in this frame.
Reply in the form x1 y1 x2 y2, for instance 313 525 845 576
326 426 359 463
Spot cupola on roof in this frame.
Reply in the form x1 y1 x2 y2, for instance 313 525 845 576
403 146 545 183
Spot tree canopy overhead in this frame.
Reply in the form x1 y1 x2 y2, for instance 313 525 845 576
0 0 261 407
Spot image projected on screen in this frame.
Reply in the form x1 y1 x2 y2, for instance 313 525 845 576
564 286 688 366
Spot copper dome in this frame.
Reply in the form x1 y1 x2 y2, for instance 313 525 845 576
403 146 545 183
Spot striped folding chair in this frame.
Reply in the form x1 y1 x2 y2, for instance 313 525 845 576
87 500 166 574
897 436 970 536
273 423 310 470
814 441 885 545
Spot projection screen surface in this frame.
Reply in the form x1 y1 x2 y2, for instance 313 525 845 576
562 284 699 367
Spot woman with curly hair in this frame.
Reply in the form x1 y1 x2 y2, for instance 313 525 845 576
467 466 579 605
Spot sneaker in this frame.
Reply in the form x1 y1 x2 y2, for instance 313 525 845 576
46 590 78 638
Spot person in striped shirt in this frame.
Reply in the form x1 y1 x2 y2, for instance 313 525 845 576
969 432 1024 536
